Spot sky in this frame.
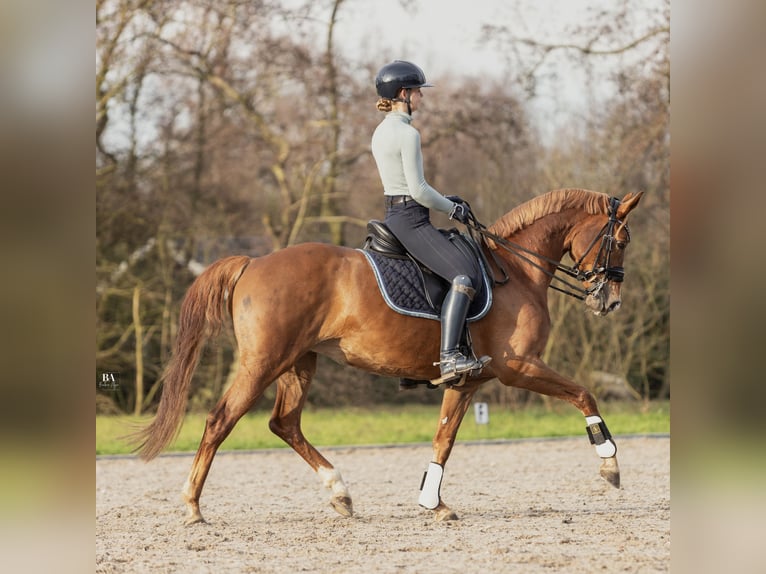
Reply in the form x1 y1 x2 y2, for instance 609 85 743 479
334 0 583 78
334 0 509 78
326 0 660 141
102 0 664 151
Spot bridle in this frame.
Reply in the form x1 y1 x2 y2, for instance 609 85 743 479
466 196 630 301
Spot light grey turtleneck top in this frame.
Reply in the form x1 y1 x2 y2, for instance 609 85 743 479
371 111 455 214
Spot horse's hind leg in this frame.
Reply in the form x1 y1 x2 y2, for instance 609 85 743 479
269 353 353 517
181 361 273 525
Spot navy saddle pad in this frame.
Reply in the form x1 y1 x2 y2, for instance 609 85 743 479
360 222 492 322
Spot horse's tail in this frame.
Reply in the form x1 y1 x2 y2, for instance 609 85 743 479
131 255 251 461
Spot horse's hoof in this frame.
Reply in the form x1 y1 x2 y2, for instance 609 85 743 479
434 506 459 522
183 513 207 526
330 495 354 517
599 456 621 489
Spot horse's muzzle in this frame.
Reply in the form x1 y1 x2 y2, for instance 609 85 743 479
585 284 622 316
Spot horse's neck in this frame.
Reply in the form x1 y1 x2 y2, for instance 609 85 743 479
499 223 567 286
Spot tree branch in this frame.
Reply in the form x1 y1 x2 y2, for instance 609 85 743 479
517 26 669 57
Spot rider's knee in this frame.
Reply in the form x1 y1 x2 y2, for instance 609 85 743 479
452 275 473 288
451 275 475 299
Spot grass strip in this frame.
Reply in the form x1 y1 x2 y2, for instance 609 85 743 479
97 400 669 456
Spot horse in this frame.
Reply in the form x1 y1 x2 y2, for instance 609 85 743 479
132 188 644 524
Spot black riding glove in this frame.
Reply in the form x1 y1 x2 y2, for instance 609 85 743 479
445 195 465 204
449 201 471 224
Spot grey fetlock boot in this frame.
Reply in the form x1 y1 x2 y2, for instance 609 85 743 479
433 275 491 385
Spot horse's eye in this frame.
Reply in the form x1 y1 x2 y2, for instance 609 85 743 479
616 241 627 250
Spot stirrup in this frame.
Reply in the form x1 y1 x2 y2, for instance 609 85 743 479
430 355 491 387
429 371 469 388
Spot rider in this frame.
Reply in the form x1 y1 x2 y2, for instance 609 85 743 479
371 60 491 384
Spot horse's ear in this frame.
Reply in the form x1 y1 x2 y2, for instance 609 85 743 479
617 191 644 219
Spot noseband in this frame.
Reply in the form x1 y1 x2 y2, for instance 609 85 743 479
467 196 630 302
566 196 629 299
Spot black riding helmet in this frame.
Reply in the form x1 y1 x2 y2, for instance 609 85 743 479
375 60 433 114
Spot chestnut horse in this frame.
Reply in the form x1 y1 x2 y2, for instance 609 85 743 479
133 188 643 524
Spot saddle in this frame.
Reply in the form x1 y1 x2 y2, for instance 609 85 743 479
361 220 492 322
365 220 409 260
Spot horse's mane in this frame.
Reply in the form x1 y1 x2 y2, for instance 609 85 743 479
489 188 610 238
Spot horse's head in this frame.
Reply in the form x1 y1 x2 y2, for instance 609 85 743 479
569 192 644 316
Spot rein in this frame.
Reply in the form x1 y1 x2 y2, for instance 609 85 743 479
465 197 628 301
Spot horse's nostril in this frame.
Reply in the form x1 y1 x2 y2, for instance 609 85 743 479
608 301 621 312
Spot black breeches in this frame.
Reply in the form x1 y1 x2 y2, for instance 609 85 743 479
385 203 480 286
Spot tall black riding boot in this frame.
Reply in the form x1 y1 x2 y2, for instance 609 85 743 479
436 275 491 385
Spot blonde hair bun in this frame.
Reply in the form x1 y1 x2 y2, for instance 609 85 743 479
376 98 393 112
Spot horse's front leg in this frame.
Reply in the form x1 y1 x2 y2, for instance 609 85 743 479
419 385 477 521
501 356 620 488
